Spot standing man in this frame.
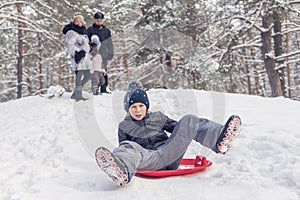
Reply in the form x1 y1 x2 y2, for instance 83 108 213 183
87 12 114 94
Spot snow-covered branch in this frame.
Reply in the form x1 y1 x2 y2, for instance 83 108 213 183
231 42 262 50
0 11 63 46
0 1 63 26
0 26 44 33
229 16 264 32
288 1 300 5
0 1 27 9
0 87 16 95
275 50 300 61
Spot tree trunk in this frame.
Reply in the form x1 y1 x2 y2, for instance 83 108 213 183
123 40 129 77
285 13 291 98
58 60 62 86
23 40 32 96
260 6 283 97
242 38 251 95
273 9 286 96
243 1 251 95
247 25 260 95
58 25 63 86
16 3 24 98
38 34 44 93
250 48 260 95
229 68 233 93
26 66 32 95
245 62 251 95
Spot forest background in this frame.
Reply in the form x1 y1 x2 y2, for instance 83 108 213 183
1 0 300 102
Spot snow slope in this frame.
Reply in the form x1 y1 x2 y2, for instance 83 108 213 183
0 89 300 200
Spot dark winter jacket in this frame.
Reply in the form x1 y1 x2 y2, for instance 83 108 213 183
118 111 178 150
87 24 114 62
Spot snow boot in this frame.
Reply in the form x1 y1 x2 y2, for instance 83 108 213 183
101 86 112 94
95 147 130 186
93 90 99 96
92 85 99 95
216 115 241 154
71 86 87 101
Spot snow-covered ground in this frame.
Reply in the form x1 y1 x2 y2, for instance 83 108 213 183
0 89 299 200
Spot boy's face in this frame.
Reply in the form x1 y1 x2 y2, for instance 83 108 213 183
128 102 147 121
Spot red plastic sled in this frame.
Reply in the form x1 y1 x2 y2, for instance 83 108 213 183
135 156 212 178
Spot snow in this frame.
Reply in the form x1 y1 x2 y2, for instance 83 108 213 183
44 85 65 99
0 89 300 200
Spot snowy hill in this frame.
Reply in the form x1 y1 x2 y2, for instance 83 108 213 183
0 89 300 200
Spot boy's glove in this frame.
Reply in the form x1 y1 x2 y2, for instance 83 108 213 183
75 50 86 64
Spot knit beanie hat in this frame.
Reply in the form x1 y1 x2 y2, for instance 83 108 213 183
124 81 150 111
90 35 101 46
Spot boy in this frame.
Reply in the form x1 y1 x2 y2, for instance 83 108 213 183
95 81 241 186
90 35 106 95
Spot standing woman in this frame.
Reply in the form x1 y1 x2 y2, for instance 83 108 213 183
63 14 93 101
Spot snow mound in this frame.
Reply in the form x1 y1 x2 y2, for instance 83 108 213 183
0 89 299 200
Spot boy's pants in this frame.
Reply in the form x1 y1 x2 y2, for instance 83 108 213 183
112 114 223 179
91 71 105 94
